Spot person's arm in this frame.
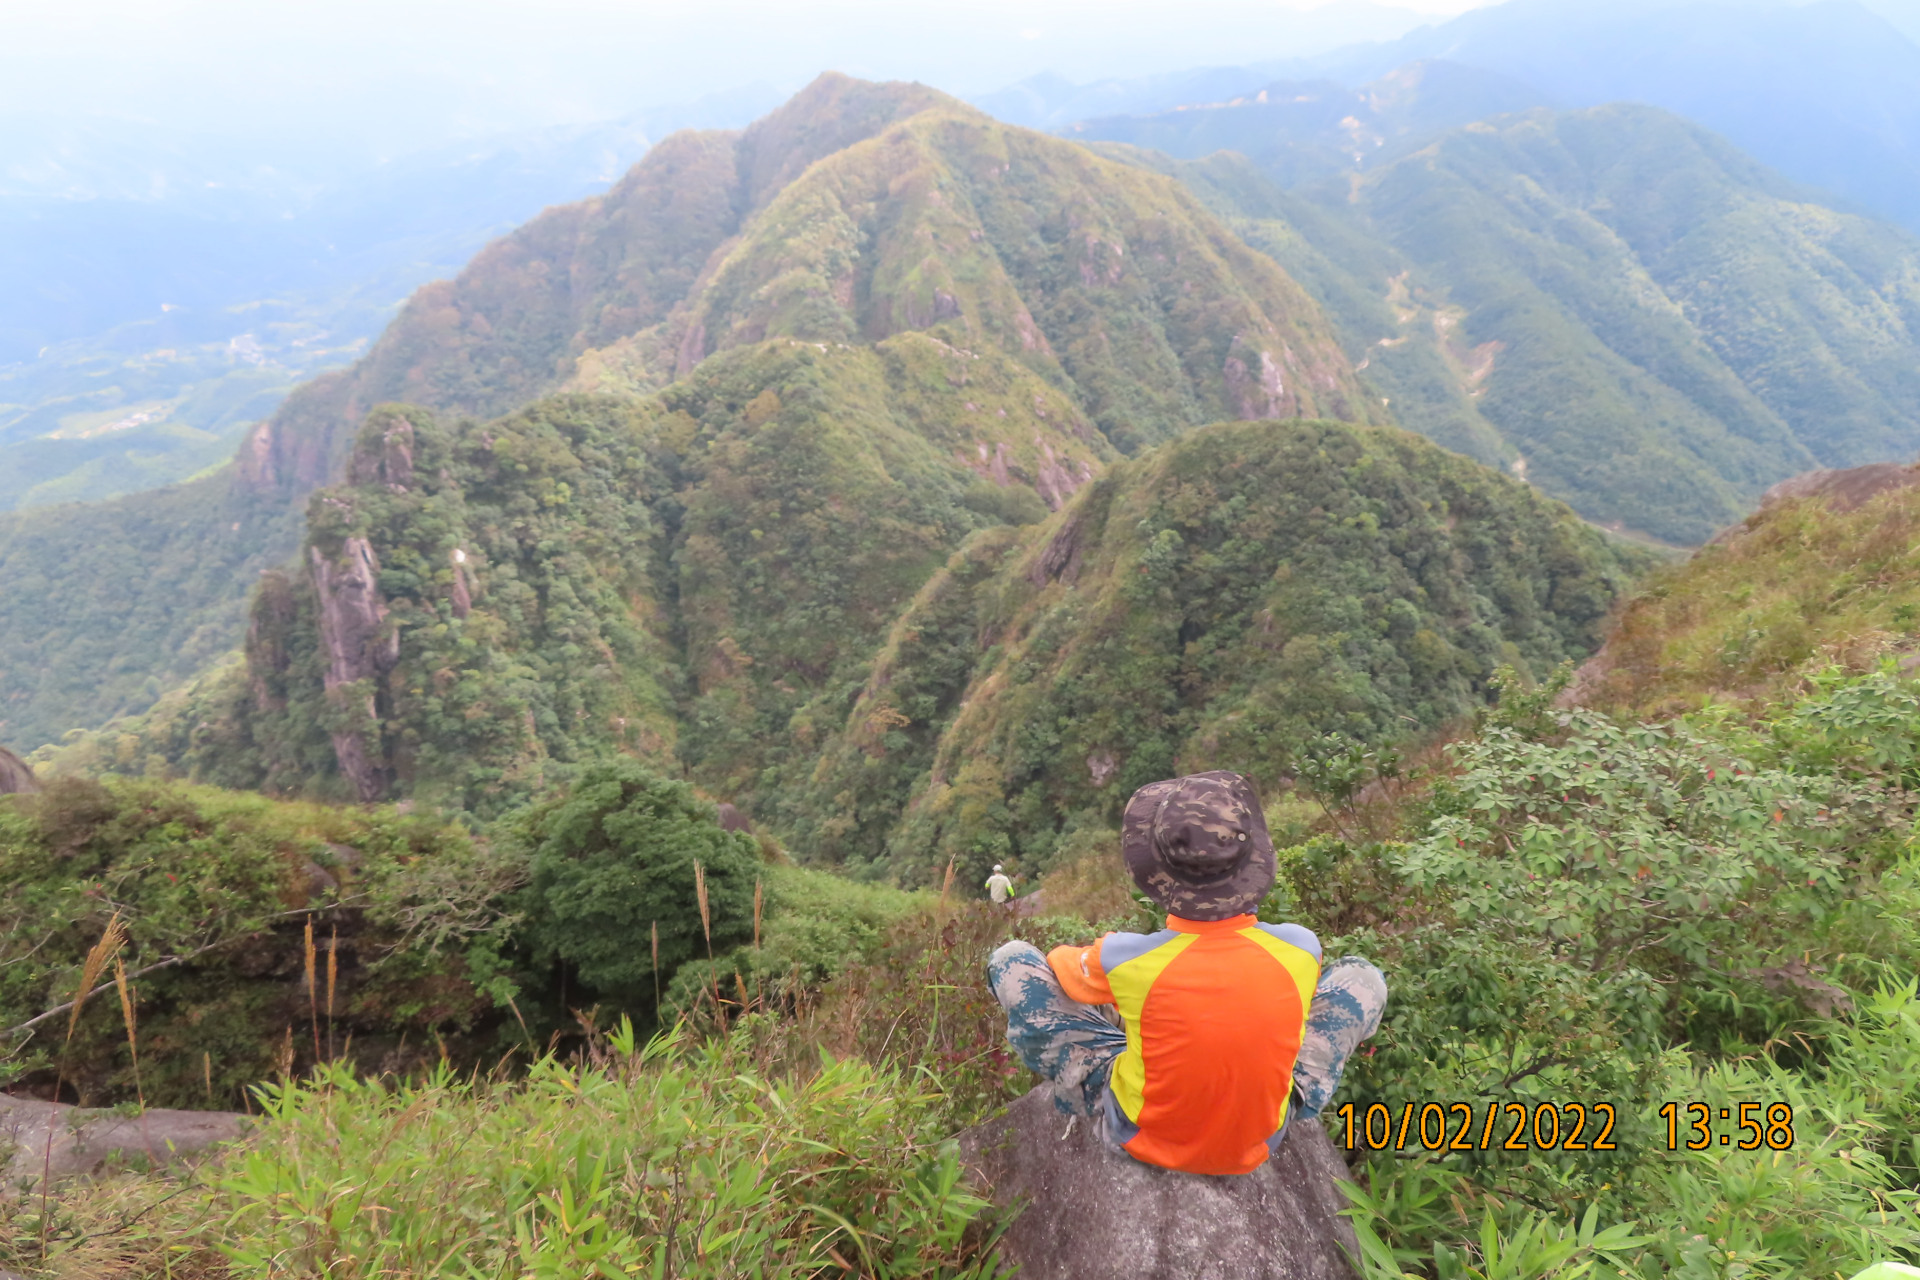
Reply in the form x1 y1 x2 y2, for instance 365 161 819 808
1046 936 1115 1004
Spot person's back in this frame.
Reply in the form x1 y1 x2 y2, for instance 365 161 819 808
986 770 1387 1176
1049 915 1322 1174
985 865 1013 904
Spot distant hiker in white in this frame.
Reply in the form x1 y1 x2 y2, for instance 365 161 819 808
986 864 1014 904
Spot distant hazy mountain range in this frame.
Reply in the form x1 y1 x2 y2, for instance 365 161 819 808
0 86 782 511
11 0 1920 518
0 75 1369 757
12 80 1636 868
9 0 1920 758
1069 59 1920 545
984 0 1920 237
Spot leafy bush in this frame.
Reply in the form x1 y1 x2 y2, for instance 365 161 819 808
509 759 762 1009
0 777 508 1106
1311 667 1920 1277
663 862 925 1016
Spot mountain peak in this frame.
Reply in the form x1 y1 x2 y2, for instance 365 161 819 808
734 73 963 212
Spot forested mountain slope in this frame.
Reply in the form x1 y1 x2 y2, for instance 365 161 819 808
781 417 1639 885
1089 85 1920 544
0 475 300 756
239 71 1362 496
51 409 1637 890
0 74 1368 757
119 346 1080 819
235 74 951 497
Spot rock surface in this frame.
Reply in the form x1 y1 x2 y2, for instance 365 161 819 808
0 746 35 795
309 533 400 801
1758 462 1920 515
1 1094 248 1187
1702 462 1920 551
960 1086 1360 1280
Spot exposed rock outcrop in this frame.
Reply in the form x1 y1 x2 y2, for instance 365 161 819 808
1758 461 1920 515
1029 512 1086 586
1704 461 1920 551
1223 338 1293 422
960 1085 1360 1280
1 1095 247 1188
0 746 36 796
350 414 416 490
310 536 399 801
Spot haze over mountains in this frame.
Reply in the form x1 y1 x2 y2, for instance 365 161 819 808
0 76 1368 758
993 0 1920 237
0 0 1468 515
8 0 1920 781
13 0 1920 520
0 90 784 512
1084 64 1920 543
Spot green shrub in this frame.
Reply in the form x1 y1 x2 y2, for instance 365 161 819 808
1319 668 1920 1276
0 777 502 1106
664 863 923 1015
510 759 762 1008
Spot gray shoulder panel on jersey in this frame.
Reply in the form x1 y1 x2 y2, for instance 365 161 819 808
1100 929 1181 972
1256 922 1322 962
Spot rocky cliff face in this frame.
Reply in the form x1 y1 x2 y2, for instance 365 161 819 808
0 744 36 794
309 535 398 801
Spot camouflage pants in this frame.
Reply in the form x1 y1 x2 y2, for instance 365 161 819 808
986 940 1387 1127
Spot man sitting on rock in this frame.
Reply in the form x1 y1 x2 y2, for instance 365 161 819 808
987 770 1387 1176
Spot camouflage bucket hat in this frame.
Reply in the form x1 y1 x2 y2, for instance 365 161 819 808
1121 770 1275 922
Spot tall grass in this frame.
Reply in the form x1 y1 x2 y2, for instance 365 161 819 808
214 1021 996 1279
2 897 1021 1280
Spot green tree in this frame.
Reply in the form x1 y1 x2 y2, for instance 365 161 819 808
511 760 760 1007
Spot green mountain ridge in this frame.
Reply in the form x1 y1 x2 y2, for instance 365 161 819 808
49 405 1639 891
1076 72 1920 544
13 67 1920 766
782 416 1638 885
0 73 1368 757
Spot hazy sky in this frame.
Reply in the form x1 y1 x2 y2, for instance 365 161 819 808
0 0 1503 151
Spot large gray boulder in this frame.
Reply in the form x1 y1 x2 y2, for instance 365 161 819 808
960 1086 1361 1280
0 1094 248 1188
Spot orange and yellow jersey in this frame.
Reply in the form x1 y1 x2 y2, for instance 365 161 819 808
1047 914 1321 1175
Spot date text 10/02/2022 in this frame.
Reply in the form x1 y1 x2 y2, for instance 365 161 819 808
1333 1102 1798 1152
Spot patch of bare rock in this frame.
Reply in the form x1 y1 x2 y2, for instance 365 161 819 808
0 746 36 796
1 1094 247 1189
